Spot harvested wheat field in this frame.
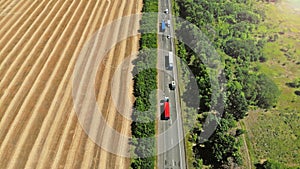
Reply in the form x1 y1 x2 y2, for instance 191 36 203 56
0 0 142 168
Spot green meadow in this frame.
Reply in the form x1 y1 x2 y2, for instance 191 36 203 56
242 0 300 167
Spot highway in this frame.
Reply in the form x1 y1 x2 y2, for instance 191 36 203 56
157 0 187 168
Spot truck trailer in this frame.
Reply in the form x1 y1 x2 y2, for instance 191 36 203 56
161 20 166 32
164 99 170 120
168 51 173 70
167 20 170 27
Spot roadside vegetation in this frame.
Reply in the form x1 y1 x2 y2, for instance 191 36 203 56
172 0 288 168
130 0 158 168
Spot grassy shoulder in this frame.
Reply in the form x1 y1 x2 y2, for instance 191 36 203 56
176 51 198 169
243 0 300 167
171 1 196 168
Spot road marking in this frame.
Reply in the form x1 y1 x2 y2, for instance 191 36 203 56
171 138 173 145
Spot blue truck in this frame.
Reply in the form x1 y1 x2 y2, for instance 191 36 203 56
161 20 166 32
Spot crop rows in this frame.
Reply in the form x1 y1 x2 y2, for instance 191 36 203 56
0 0 142 168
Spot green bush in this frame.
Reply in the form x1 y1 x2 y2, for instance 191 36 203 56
130 0 158 168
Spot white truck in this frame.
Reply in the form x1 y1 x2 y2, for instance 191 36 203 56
167 20 170 27
168 51 173 70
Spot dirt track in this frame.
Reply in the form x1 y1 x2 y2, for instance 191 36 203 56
0 0 142 168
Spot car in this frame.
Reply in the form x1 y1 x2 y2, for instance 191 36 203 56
167 35 171 39
165 9 169 14
169 81 175 90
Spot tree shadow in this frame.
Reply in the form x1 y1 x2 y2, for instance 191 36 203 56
254 163 264 169
286 82 297 88
195 142 222 169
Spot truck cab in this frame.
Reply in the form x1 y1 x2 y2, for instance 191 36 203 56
170 81 175 90
165 9 169 14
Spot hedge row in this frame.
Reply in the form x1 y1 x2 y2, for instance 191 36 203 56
130 0 158 169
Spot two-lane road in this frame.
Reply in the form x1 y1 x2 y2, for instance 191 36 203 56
157 0 186 168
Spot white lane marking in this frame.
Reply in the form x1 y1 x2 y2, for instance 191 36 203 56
171 138 173 145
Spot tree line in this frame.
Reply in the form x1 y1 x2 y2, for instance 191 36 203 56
130 0 158 168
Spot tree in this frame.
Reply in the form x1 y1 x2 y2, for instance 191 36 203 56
236 11 260 24
256 74 280 109
197 114 241 166
226 81 248 120
210 128 242 165
224 38 262 62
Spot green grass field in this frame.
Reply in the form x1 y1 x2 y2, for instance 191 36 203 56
243 1 300 167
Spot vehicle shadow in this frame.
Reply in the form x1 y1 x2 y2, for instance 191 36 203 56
164 55 169 69
160 99 166 120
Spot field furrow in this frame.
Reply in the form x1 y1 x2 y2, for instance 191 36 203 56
0 0 76 142
46 1 112 168
0 0 66 102
4 1 92 169
0 0 49 57
0 0 21 17
0 0 48 84
0 0 142 168
101 10 133 169
64 0 125 167
27 0 103 168
0 1 81 164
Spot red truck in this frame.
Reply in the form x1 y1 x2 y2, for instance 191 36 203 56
164 97 170 120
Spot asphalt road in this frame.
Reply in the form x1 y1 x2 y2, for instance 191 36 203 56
157 0 187 168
